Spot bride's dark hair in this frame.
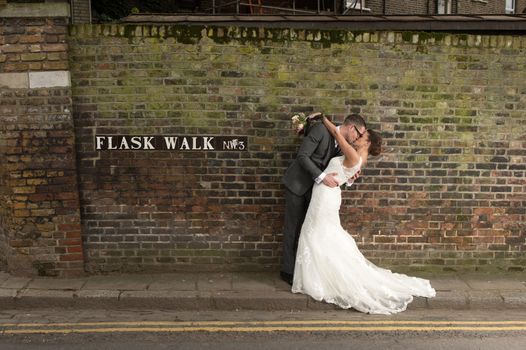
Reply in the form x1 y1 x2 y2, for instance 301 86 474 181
367 129 382 156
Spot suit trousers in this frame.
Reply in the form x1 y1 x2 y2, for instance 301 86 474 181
281 186 312 276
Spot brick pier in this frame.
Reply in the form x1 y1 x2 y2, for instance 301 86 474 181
0 3 84 277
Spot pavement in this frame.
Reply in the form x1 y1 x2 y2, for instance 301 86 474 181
0 271 525 311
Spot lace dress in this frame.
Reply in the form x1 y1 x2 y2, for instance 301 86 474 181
291 156 436 315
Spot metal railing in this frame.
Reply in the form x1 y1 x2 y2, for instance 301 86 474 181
205 0 348 15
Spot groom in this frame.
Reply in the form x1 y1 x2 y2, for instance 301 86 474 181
280 113 367 285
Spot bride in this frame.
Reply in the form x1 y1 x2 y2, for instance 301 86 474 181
291 115 436 315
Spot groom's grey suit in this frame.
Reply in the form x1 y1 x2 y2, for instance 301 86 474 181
281 122 341 276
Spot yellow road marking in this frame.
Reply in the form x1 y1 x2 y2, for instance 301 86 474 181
3 320 526 328
3 326 526 334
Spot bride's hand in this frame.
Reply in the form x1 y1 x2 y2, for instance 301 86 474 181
307 112 322 120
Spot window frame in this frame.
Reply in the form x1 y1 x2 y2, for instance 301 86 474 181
437 0 454 14
505 0 516 14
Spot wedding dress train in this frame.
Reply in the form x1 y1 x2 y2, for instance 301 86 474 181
292 156 436 315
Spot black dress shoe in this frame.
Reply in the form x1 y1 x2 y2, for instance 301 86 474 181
280 271 293 285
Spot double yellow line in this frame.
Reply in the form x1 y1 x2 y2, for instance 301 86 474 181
2 320 526 334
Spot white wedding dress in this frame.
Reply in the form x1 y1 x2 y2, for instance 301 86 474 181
292 155 436 315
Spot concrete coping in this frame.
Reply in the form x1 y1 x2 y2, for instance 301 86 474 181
0 71 71 89
0 3 70 18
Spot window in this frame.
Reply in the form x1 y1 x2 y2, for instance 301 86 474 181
343 0 371 14
346 0 368 11
505 0 516 14
437 0 453 14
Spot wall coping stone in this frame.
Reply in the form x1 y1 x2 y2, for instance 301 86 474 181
0 3 70 18
28 70 71 89
68 24 526 49
120 14 526 32
0 72 28 89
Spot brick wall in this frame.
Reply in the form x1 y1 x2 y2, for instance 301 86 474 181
201 0 526 14
0 15 84 277
352 1 438 15
460 0 526 14
68 25 526 274
389 0 429 14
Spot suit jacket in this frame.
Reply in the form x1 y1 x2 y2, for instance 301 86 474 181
283 122 339 196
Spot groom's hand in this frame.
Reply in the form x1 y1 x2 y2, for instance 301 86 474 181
322 172 339 188
350 170 361 181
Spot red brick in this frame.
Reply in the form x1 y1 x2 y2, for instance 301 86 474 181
58 239 82 246
1 44 26 53
20 34 43 43
65 231 82 239
9 239 34 248
58 224 81 231
59 253 83 262
41 43 67 52
66 246 83 253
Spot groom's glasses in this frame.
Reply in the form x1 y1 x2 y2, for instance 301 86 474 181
354 126 364 139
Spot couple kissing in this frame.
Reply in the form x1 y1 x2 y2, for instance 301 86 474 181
281 113 436 315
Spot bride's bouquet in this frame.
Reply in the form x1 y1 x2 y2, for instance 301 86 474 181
292 112 323 136
291 113 307 135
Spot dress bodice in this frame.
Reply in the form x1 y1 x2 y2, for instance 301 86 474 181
324 155 362 186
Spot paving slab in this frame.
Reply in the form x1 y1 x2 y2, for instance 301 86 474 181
26 278 86 290
468 291 504 308
0 288 18 310
0 288 17 298
119 291 213 310
14 289 76 308
0 290 17 311
72 290 121 309
74 289 120 299
82 275 152 291
147 274 197 291
0 277 32 289
232 273 276 291
0 271 525 312
275 279 293 292
306 297 341 311
211 291 308 311
461 272 526 282
406 296 429 310
463 278 526 290
0 272 10 284
17 289 75 298
427 291 468 309
501 291 526 307
429 278 471 291
197 273 233 291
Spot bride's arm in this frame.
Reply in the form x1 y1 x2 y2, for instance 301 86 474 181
322 116 361 166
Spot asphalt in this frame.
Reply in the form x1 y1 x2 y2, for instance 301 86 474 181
1 271 525 311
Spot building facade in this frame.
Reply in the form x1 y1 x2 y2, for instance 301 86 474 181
201 0 526 15
361 0 526 15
